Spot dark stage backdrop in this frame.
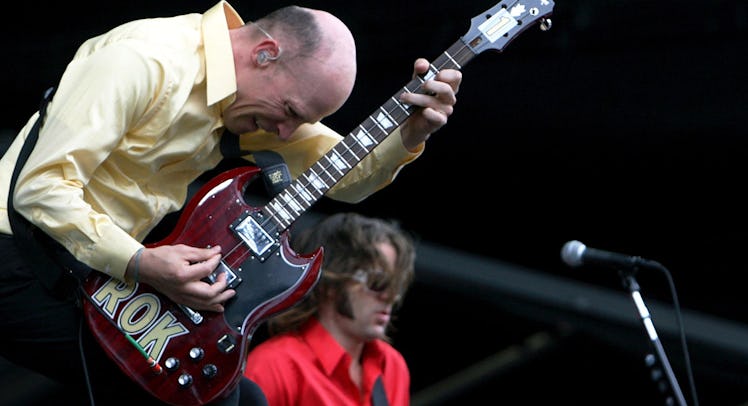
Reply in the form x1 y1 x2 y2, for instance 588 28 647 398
2 1 747 405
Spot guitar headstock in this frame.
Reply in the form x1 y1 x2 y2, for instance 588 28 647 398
462 0 554 55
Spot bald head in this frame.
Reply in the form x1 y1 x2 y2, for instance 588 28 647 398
305 8 357 109
225 7 358 137
257 6 357 115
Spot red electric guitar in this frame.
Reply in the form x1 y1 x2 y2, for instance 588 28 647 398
81 1 554 404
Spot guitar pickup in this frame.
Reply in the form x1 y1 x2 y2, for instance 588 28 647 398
230 211 279 261
204 260 242 289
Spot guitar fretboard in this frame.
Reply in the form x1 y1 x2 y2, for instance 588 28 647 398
261 39 478 231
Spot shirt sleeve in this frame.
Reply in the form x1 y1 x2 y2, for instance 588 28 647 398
12 42 162 279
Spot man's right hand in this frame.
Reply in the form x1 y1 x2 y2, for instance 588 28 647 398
129 244 236 312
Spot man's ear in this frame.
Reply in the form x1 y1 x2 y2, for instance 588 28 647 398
255 44 280 65
256 50 272 64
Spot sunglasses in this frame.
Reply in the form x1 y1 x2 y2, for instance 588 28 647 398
351 269 390 293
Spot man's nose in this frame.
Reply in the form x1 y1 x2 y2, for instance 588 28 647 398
276 120 304 140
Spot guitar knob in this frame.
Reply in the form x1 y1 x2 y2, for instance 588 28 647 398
189 347 205 361
177 373 193 388
202 364 218 379
164 357 180 371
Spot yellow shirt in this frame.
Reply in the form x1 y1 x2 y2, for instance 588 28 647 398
0 1 422 280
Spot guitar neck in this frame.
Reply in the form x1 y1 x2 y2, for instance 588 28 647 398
260 0 556 231
261 39 478 231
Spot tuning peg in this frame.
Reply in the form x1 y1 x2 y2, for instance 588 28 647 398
540 18 552 31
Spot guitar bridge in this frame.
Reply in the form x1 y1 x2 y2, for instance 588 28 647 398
230 211 279 261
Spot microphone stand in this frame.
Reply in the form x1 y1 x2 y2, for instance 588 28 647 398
620 272 687 406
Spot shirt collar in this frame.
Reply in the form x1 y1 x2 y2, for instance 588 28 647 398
202 1 244 107
302 317 387 378
304 317 348 376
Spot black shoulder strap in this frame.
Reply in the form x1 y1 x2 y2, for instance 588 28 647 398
219 130 290 197
7 87 91 298
372 375 390 406
219 129 251 159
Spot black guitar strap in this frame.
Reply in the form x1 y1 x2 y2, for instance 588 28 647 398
7 87 91 300
219 130 291 197
372 375 390 406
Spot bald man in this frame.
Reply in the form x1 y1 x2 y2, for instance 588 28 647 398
0 2 461 405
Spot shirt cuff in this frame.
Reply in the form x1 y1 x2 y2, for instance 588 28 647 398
378 128 424 174
85 226 144 282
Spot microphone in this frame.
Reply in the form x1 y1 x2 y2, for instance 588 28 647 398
561 240 659 270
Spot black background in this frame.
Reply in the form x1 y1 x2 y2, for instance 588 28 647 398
2 0 747 405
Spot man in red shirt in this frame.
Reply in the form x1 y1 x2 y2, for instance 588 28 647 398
244 212 415 405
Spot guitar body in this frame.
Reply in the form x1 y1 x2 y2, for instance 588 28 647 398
82 166 323 406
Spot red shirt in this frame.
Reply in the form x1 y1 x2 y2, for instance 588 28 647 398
244 317 410 406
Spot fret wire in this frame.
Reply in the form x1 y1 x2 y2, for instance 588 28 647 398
270 198 292 222
380 99 400 119
321 153 345 180
357 118 380 146
305 167 327 199
338 146 363 172
272 189 301 224
425 64 439 80
444 50 461 70
281 191 303 215
311 162 334 189
297 171 322 202
345 133 371 164
385 99 409 123
291 183 313 205
346 127 373 165
375 110 396 136
368 114 388 136
340 136 363 163
323 150 347 177
340 136 366 159
391 96 409 115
